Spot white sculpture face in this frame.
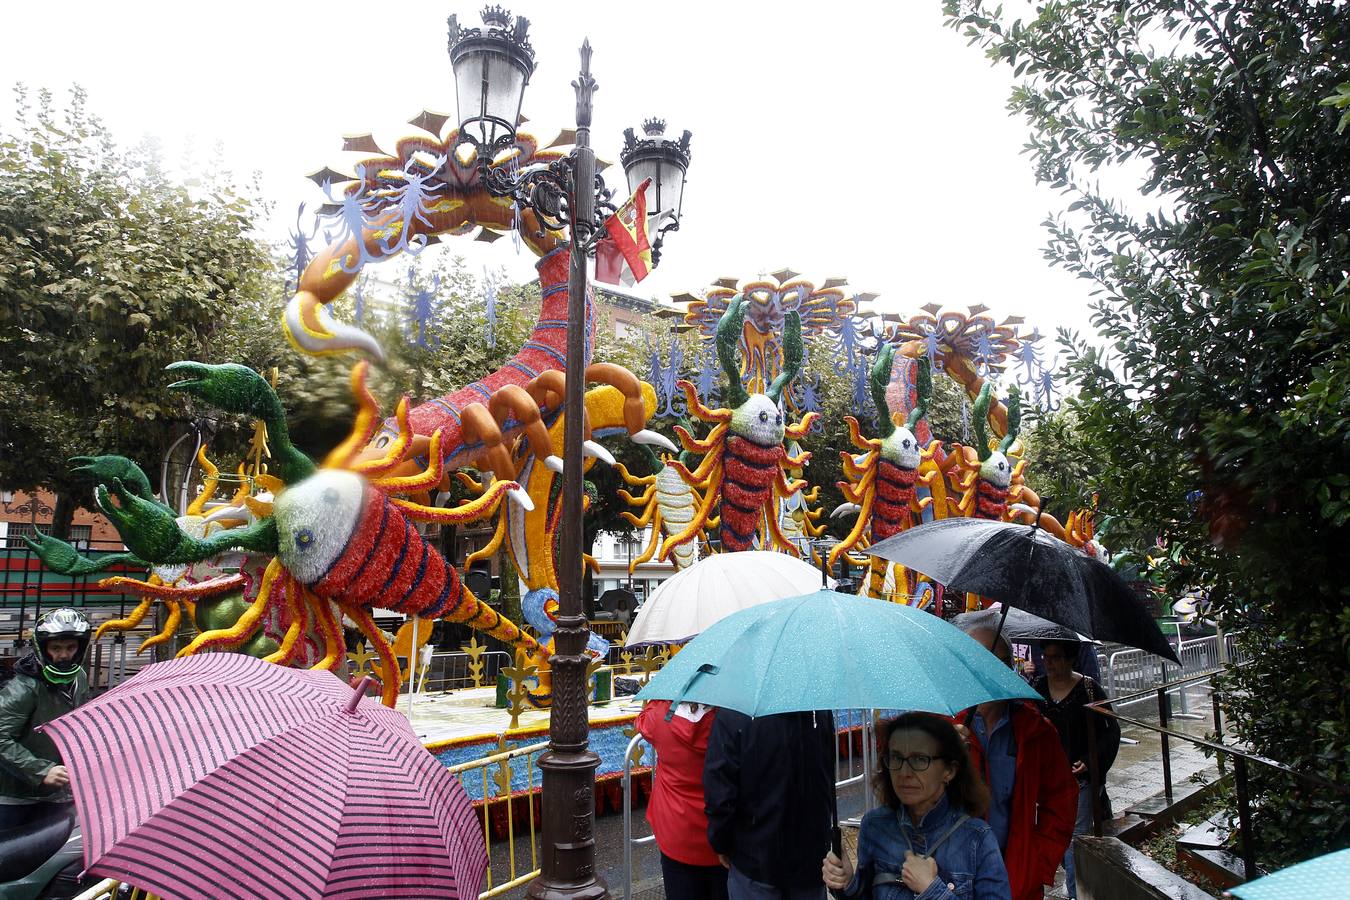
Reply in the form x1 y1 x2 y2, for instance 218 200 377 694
731 394 784 448
980 451 1013 489
881 426 922 470
273 470 365 584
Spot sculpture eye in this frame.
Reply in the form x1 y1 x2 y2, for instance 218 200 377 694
759 410 769 423
295 528 315 551
902 439 912 449
775 414 782 426
375 436 390 449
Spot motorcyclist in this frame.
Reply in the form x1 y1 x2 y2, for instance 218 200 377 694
0 609 91 830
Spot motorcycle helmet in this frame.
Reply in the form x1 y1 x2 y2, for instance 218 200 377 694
34 608 91 684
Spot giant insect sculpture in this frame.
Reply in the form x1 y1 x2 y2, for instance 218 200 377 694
339 249 673 492
28 362 542 707
613 444 707 572
665 297 818 555
828 345 938 597
945 382 1024 521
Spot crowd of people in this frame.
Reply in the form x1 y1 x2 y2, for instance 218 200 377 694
638 621 1122 900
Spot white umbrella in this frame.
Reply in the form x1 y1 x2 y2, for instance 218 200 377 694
625 550 833 646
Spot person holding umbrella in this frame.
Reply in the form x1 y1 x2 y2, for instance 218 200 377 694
638 699 727 900
703 708 836 900
955 623 1077 900
821 713 1010 899
1033 639 1121 899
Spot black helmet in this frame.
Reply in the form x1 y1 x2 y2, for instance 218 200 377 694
34 608 91 684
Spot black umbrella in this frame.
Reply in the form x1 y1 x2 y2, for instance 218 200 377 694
952 607 1089 643
866 517 1179 663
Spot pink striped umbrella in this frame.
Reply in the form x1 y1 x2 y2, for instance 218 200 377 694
42 653 486 900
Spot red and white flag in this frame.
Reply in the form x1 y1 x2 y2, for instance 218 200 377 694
595 177 653 285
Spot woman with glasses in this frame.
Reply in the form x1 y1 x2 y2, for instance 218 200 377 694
821 713 1010 899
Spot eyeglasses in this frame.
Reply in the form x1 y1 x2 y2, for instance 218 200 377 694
883 753 945 773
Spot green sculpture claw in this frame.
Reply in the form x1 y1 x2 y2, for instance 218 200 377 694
95 478 191 563
165 361 315 484
22 531 145 576
69 455 172 513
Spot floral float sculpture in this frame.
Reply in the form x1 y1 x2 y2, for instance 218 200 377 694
613 445 708 573
29 362 544 707
827 344 939 597
676 271 857 395
666 297 819 555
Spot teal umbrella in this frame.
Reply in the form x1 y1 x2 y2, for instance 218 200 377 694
1230 848 1350 900
635 590 1040 715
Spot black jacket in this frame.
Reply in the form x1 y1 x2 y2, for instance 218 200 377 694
702 709 835 888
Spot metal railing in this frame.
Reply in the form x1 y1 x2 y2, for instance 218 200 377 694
1084 666 1350 883
1101 630 1247 715
418 649 513 693
621 733 658 900
445 738 550 898
73 878 160 900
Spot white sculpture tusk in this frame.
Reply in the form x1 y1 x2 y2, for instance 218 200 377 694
582 441 616 465
830 502 862 519
544 455 565 474
631 429 678 452
203 505 249 524
509 487 535 512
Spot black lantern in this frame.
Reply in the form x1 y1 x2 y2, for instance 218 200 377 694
447 5 536 161
620 118 692 265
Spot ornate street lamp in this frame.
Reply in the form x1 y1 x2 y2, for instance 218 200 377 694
447 8 690 899
620 119 692 266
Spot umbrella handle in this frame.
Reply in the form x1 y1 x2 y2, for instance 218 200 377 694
345 675 378 713
672 663 719 708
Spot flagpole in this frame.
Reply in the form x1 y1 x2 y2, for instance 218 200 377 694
527 38 608 900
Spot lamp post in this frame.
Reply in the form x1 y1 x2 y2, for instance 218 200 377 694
448 9 689 899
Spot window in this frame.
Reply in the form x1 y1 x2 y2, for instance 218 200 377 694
5 524 92 550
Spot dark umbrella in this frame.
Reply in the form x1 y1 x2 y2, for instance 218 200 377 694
952 607 1089 643
866 517 1179 663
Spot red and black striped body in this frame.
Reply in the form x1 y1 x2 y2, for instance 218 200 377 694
975 479 1010 520
719 437 784 552
308 485 525 643
871 460 919 542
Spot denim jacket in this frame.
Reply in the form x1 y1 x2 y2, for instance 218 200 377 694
840 794 1011 900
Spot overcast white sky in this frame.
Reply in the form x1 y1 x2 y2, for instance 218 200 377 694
0 0 1105 347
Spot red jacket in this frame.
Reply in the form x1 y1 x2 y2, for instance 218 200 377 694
961 701 1078 900
636 699 720 866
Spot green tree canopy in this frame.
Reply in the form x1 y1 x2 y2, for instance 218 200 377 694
0 85 281 535
945 0 1350 864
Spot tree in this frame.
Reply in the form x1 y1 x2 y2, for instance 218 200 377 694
0 85 281 536
945 0 1350 865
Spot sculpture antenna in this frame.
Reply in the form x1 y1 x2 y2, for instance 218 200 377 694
905 357 932 431
767 311 803 404
716 296 750 408
870 343 896 439
999 386 1022 453
973 382 994 462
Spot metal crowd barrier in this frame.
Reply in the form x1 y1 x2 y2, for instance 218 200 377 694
1102 631 1247 715
418 649 512 693
445 738 551 898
